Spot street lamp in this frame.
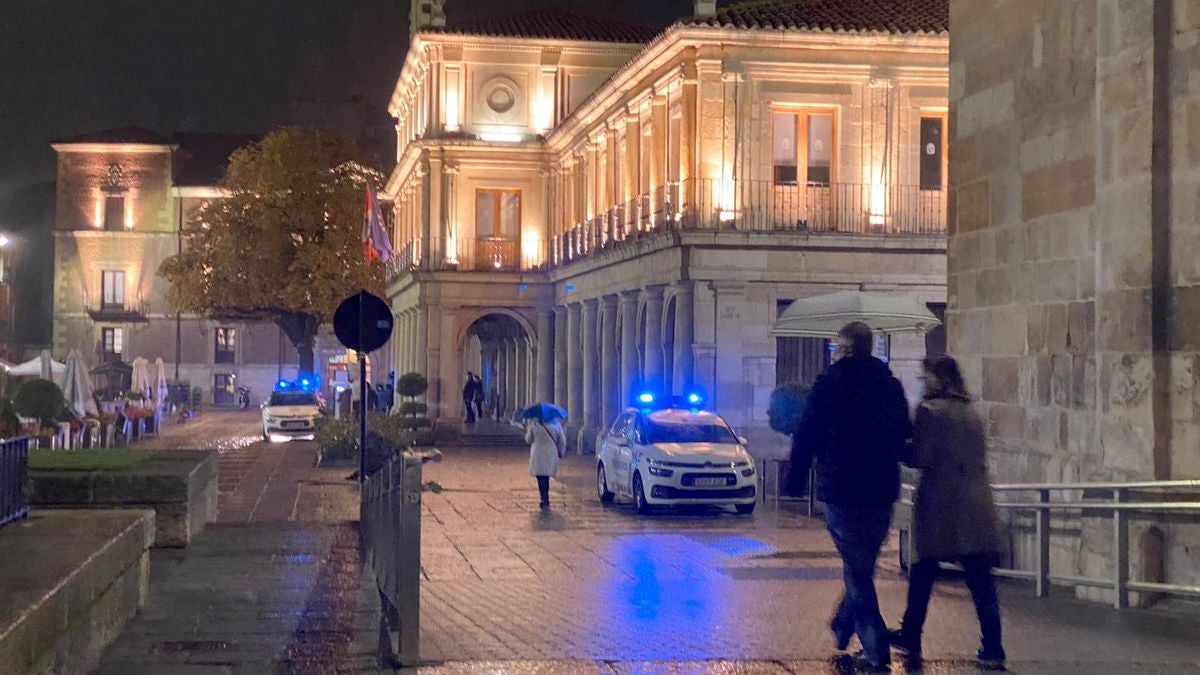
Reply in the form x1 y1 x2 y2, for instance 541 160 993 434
0 234 10 248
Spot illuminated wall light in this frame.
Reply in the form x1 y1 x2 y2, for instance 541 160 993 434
533 94 554 134
869 182 887 227
479 132 523 143
446 235 459 265
92 191 104 228
445 88 460 131
719 178 736 222
124 190 135 229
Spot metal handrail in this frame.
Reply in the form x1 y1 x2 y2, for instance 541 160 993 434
897 479 1200 609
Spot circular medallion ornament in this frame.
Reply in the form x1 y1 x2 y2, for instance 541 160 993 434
486 84 516 113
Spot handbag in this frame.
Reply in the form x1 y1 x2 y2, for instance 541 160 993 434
541 421 565 458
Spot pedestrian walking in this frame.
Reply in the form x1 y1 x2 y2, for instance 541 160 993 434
788 321 912 672
525 415 567 508
472 374 486 420
889 355 1006 669
463 372 477 424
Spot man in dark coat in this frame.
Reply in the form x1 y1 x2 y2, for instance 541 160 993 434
789 321 911 671
463 372 477 424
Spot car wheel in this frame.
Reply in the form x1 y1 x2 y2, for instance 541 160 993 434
633 473 651 515
735 502 756 515
597 463 614 504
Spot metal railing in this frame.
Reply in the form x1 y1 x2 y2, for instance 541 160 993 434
758 458 817 517
361 448 441 668
390 237 547 274
898 479 1200 609
0 436 31 529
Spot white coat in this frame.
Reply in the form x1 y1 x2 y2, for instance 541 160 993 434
526 420 567 477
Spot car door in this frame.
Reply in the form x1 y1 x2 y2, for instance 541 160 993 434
612 414 637 492
601 413 631 492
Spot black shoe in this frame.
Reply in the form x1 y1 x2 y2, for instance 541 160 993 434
539 501 550 509
887 628 921 659
830 620 853 651
977 647 1006 670
851 650 890 672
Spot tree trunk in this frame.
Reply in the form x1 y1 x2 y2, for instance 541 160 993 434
276 312 321 377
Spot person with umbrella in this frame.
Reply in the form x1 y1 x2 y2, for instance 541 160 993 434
522 402 567 509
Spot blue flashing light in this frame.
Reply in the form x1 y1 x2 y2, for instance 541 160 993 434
299 377 312 391
637 391 655 405
276 379 290 390
686 392 703 406
565 284 576 292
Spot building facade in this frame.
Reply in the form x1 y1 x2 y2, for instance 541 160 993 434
50 128 303 405
386 1 950 454
949 0 1200 598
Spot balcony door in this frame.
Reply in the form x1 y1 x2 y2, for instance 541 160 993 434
475 189 521 270
772 110 836 231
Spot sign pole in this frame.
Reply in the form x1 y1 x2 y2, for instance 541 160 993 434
358 348 367 486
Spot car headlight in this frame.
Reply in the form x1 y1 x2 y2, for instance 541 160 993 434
645 458 674 478
741 467 756 477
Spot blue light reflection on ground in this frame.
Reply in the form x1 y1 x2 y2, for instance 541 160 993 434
598 534 734 659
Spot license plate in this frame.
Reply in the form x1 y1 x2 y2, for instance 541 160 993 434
693 477 726 487
283 421 308 428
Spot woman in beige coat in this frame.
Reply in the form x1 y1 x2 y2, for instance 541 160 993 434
525 418 567 508
890 356 1006 668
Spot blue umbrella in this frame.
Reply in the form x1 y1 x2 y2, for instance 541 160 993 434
521 402 567 422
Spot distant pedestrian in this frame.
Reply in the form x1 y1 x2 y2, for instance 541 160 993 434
788 321 911 672
889 355 1006 669
525 416 567 508
472 375 486 420
463 372 477 424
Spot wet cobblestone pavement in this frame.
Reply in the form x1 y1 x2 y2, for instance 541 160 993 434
96 436 1200 674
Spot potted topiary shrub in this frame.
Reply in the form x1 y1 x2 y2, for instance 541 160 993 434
13 379 68 448
396 372 432 442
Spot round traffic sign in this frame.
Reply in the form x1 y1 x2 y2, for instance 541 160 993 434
333 290 394 353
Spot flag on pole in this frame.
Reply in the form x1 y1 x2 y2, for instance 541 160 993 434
362 185 395 264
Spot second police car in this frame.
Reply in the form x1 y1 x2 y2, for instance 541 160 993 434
595 392 758 514
261 378 324 441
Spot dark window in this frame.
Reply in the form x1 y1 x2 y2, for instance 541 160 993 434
101 327 123 361
103 195 125 230
475 189 521 238
643 419 738 445
925 303 947 357
268 392 317 406
101 270 125 310
215 327 236 364
774 300 831 386
773 113 798 185
920 117 944 190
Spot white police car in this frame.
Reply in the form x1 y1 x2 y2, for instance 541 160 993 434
595 392 757 514
261 379 322 442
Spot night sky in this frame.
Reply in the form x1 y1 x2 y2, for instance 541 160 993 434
0 0 693 205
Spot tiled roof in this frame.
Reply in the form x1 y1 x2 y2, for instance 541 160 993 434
436 8 655 43
53 126 173 145
686 0 949 35
172 133 260 187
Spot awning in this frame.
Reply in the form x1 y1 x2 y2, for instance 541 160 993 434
771 291 941 338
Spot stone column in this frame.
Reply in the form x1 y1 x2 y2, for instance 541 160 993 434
643 285 665 388
506 339 519 421
672 282 695 395
600 295 620 429
414 306 429 380
579 299 599 452
553 307 568 407
516 337 530 413
619 291 640 400
566 304 583 445
679 64 698 224
536 310 554 403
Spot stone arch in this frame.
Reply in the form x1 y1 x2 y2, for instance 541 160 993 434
662 294 677 395
458 310 535 423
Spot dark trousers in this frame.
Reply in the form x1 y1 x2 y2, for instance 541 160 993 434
901 553 1004 655
464 398 475 423
473 400 484 419
536 476 550 505
825 504 893 664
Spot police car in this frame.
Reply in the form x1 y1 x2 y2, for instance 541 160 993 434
595 392 757 514
261 378 322 442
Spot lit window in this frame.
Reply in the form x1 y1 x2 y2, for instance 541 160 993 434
101 270 125 310
920 116 945 190
102 327 123 360
773 111 835 186
475 189 521 238
215 327 236 364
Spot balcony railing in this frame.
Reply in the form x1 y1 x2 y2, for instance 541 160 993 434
86 300 148 323
551 179 947 267
390 237 547 275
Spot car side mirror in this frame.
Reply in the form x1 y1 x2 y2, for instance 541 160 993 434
737 436 748 446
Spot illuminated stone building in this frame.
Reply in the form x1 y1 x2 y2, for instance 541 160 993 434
385 0 950 452
50 128 302 405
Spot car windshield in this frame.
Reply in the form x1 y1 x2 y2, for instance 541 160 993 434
268 392 316 406
642 411 739 444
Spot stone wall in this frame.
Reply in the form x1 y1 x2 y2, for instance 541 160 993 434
949 0 1200 599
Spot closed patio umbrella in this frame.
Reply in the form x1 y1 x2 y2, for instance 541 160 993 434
59 349 98 418
153 358 169 410
130 357 152 398
771 291 942 338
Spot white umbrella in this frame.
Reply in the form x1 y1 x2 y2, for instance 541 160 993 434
7 355 67 378
771 291 942 338
59 349 99 418
153 358 169 409
130 357 152 398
